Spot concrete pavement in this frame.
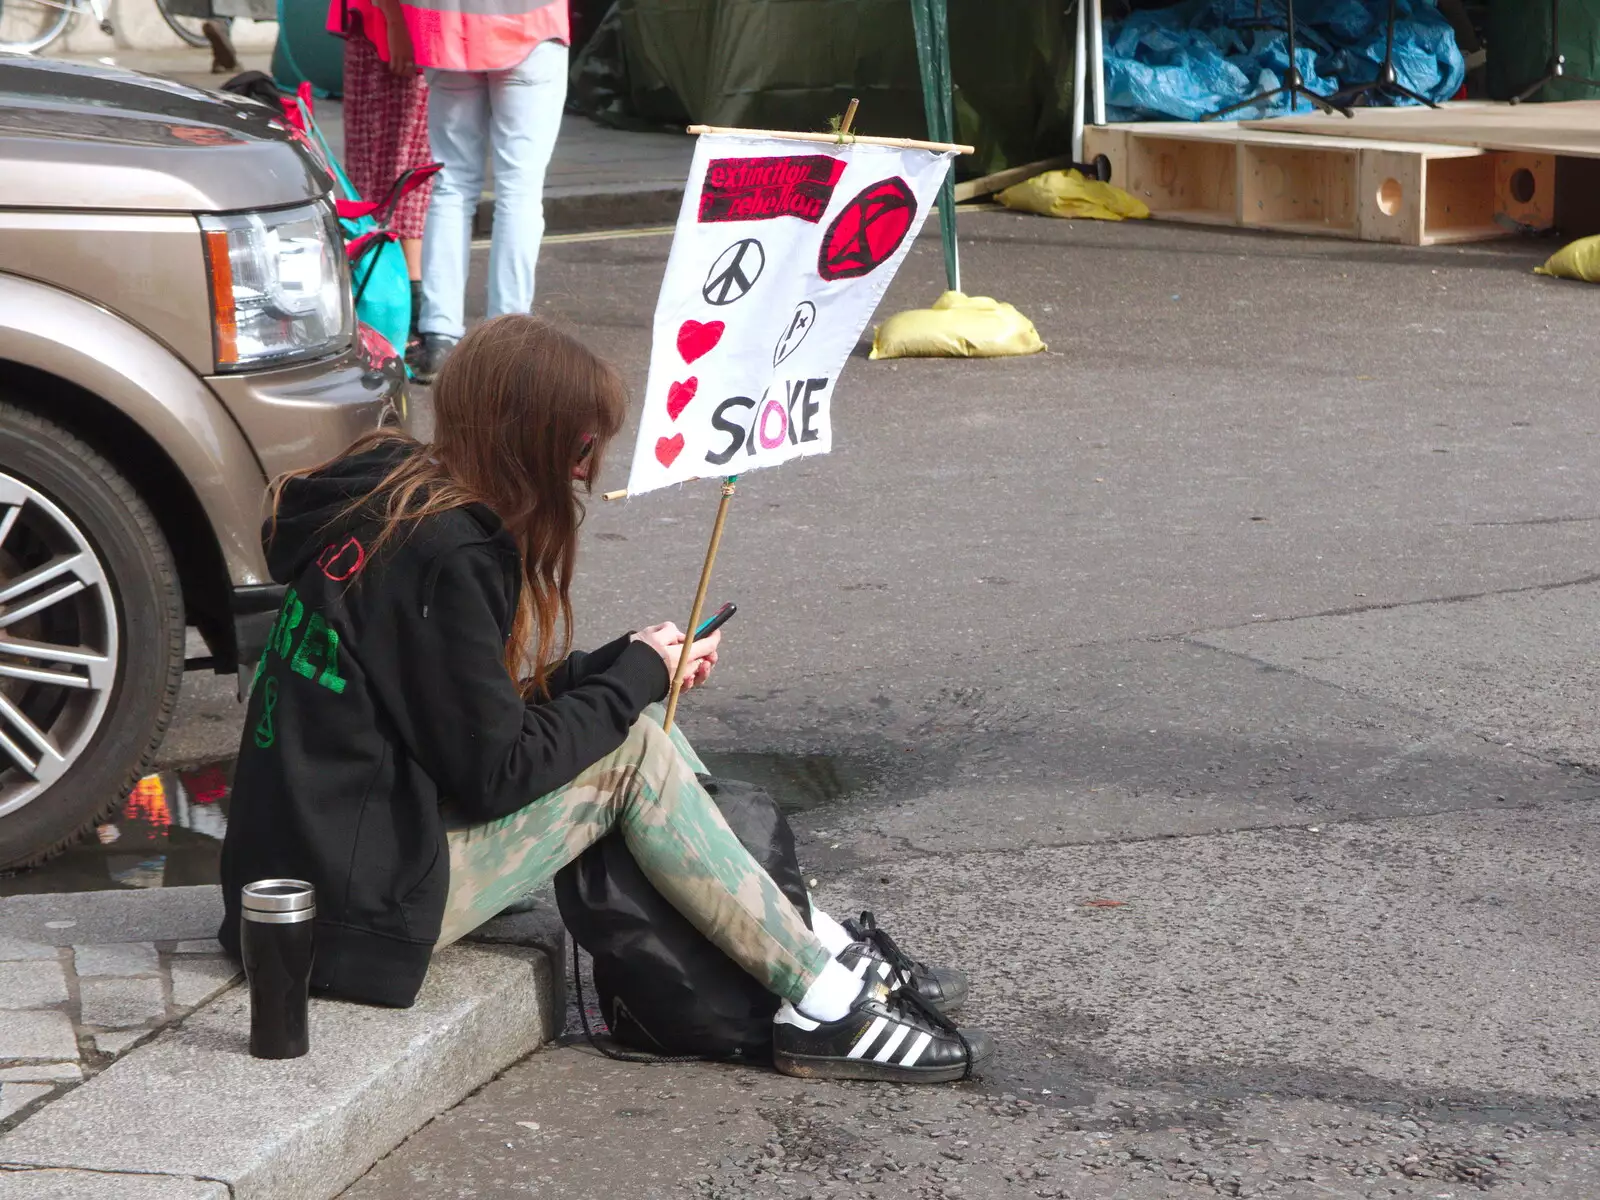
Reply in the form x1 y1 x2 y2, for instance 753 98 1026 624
0 889 565 1200
0 888 239 1127
330 212 1600 1197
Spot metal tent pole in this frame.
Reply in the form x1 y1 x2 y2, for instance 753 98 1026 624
1088 0 1106 125
1071 0 1087 160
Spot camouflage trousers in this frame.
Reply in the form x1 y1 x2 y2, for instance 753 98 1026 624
436 704 831 1004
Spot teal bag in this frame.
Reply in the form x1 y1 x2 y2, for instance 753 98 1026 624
343 222 412 364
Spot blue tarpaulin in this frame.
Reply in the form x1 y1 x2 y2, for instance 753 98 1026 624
1104 0 1466 121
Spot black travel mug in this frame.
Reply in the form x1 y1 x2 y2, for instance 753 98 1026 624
240 879 316 1059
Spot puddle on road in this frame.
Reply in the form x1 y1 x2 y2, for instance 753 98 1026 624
0 751 878 894
0 762 233 896
696 751 882 814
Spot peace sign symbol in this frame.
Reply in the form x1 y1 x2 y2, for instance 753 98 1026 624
702 238 766 306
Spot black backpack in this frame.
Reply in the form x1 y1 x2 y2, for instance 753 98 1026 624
554 777 810 1060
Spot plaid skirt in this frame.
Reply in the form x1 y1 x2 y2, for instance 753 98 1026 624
342 20 434 239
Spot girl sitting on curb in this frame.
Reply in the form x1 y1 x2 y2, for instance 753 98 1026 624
219 314 990 1082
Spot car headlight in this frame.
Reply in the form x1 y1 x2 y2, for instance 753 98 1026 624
200 202 352 370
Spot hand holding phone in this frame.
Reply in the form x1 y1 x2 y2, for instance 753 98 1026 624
634 607 735 691
675 603 734 692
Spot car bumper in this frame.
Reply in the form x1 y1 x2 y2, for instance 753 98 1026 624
212 327 406 668
206 325 407 502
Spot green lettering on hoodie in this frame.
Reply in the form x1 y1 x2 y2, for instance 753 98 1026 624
291 612 348 694
251 585 348 698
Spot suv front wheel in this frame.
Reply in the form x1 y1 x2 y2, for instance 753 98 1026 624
0 402 184 871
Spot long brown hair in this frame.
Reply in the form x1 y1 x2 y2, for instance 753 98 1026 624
270 314 628 696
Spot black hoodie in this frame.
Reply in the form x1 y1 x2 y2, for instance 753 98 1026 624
218 444 670 1006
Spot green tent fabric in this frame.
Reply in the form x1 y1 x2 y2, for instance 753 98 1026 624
1486 0 1600 101
274 0 345 96
615 0 1074 178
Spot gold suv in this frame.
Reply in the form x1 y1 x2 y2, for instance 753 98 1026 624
0 54 404 868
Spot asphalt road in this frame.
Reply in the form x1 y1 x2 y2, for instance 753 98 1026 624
175 210 1600 1198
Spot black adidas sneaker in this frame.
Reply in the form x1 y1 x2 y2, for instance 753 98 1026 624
772 978 993 1083
840 911 970 1014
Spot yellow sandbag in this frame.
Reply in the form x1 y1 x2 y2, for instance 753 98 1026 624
1534 234 1600 283
870 291 1046 360
996 168 1150 222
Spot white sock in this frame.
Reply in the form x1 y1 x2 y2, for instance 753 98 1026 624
809 904 854 956
796 957 864 1023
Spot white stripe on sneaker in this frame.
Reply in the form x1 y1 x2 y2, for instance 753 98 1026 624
847 1016 888 1059
849 957 872 980
876 961 892 981
873 1023 911 1062
899 1031 933 1066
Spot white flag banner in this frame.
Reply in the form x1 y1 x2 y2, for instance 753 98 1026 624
625 132 956 496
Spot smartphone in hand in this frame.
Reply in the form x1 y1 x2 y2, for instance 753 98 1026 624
694 603 737 639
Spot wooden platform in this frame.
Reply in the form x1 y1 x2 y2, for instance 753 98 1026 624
1240 100 1600 160
1083 102 1576 246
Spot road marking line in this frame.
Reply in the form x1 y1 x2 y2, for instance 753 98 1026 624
471 225 676 249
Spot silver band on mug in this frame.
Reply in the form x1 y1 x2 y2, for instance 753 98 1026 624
242 878 316 913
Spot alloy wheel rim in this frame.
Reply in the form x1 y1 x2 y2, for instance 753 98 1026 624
0 473 118 820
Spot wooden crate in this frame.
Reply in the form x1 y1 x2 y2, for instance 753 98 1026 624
1241 140 1359 235
1116 130 1238 225
1084 121 1555 246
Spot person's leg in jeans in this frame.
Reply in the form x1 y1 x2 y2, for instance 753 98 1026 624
419 68 490 341
439 705 830 1004
483 39 567 318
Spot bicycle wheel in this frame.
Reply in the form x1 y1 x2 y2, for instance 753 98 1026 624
0 0 73 53
154 0 220 48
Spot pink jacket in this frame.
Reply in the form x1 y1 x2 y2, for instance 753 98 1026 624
329 0 568 72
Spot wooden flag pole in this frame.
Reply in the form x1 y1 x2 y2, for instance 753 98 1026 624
662 475 736 730
684 124 971 155
660 98 865 733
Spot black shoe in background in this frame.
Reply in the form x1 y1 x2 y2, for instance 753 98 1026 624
409 333 457 384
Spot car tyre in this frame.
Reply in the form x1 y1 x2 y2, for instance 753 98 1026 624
0 400 184 872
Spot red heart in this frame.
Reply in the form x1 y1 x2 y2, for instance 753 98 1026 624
677 319 724 364
655 433 685 468
666 377 697 421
